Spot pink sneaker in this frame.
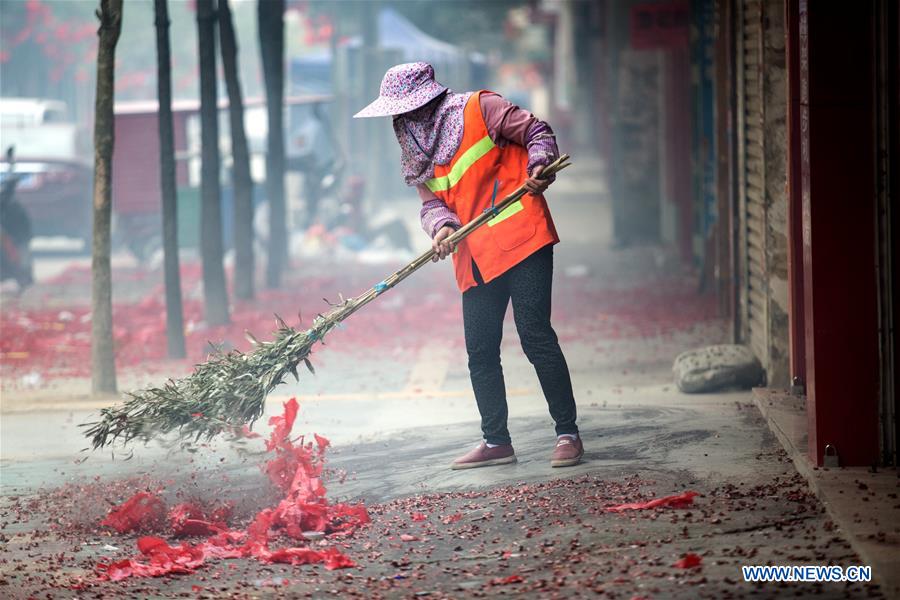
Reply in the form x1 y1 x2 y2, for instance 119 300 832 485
451 442 516 470
551 436 583 467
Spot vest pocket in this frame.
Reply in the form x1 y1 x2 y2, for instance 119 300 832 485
489 211 537 250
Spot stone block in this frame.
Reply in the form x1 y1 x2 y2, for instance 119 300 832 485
673 344 765 393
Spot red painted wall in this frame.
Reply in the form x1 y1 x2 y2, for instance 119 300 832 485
798 0 880 467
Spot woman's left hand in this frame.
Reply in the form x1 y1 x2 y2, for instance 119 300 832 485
525 165 552 196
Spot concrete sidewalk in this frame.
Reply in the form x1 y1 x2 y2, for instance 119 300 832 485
754 389 900 598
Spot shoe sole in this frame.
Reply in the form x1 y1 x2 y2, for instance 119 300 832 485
550 452 584 468
451 455 517 470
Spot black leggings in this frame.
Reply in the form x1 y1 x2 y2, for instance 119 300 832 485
462 244 578 445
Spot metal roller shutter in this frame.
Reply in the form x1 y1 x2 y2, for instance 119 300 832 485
739 0 768 365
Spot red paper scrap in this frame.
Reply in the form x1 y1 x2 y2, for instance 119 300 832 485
238 425 261 439
314 433 330 450
209 502 234 524
411 512 427 522
168 503 227 538
96 536 205 581
400 534 419 542
100 491 166 533
491 575 525 585
320 547 357 570
96 398 368 582
266 398 299 452
673 553 703 569
605 491 699 512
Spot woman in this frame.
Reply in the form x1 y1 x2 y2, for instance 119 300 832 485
355 62 582 469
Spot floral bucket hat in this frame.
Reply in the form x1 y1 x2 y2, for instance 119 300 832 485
353 62 448 118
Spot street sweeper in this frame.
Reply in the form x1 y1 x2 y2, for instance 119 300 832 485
82 72 573 457
354 62 582 469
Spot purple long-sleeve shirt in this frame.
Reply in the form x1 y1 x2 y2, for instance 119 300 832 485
418 92 559 238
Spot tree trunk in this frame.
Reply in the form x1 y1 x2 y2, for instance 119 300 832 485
219 0 254 301
196 0 230 326
91 0 123 395
258 0 287 289
154 0 186 358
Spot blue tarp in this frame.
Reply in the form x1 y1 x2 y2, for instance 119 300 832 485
376 6 464 65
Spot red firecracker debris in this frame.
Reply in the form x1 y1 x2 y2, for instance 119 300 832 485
320 547 357 570
411 512 427 522
209 502 234 524
100 491 165 533
314 433 330 450
490 574 525 585
673 553 703 569
605 491 699 512
238 425 261 439
96 398 369 581
1 259 713 384
167 503 226 538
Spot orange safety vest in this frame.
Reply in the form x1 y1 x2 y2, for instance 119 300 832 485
425 90 559 292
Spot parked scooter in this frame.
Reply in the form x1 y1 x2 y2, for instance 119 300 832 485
0 146 34 289
293 105 411 252
324 175 412 252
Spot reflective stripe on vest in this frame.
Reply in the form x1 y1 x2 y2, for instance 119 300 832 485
426 132 524 227
424 134 496 193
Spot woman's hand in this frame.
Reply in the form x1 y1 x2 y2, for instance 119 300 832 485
525 164 552 196
432 225 456 261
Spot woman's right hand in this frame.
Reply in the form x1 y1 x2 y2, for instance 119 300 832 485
432 225 456 261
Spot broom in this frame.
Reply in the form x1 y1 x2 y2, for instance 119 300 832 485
82 154 572 449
